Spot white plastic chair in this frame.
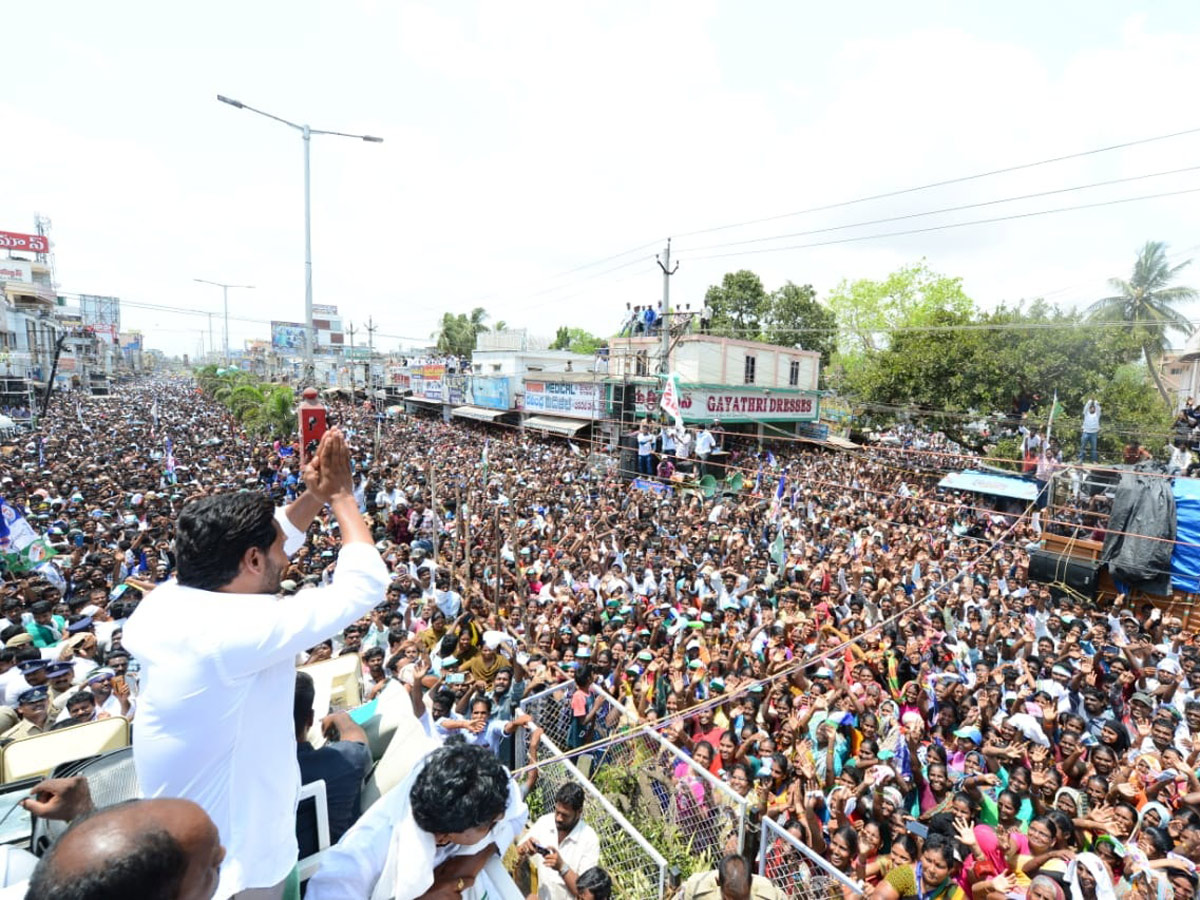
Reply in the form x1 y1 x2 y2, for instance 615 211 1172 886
297 778 330 883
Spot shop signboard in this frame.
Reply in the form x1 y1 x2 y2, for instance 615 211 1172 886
633 385 817 423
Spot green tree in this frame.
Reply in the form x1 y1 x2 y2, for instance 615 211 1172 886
704 270 768 338
825 262 974 385
761 281 838 363
432 307 492 358
1086 241 1197 405
551 326 603 355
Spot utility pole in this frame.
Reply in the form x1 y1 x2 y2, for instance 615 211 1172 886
206 313 215 364
347 322 357 394
40 333 68 420
365 316 378 394
656 238 678 374
194 280 254 368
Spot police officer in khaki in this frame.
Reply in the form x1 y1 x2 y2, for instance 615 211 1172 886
2 686 52 741
45 660 79 719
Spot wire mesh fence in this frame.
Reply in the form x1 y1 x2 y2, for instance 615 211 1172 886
758 816 863 900
517 732 668 899
636 727 750 856
518 680 632 772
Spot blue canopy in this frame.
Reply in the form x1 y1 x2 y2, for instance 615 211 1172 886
1171 478 1200 593
937 469 1039 501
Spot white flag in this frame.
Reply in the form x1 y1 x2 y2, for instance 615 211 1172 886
659 372 684 431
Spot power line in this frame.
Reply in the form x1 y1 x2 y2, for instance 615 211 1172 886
679 185 1200 263
682 165 1200 254
673 124 1200 239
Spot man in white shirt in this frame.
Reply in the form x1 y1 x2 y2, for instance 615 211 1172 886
124 429 389 900
695 426 716 478
307 741 528 900
1080 399 1101 463
517 782 601 900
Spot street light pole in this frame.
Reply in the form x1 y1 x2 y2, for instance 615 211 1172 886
217 94 383 387
194 279 254 367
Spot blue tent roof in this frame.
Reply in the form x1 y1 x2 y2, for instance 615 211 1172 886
937 469 1039 501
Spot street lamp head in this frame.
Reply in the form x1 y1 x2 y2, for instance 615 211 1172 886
361 135 384 143
217 95 245 109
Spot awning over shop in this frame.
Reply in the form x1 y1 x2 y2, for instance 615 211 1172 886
453 406 508 422
937 469 1038 501
523 415 590 437
405 396 442 407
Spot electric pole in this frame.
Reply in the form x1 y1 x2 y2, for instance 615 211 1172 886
206 313 215 364
365 316 377 394
347 323 357 394
656 238 678 374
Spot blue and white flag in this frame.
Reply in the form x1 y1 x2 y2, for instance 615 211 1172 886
0 497 57 573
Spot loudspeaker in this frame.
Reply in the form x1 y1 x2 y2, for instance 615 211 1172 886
1028 549 1100 599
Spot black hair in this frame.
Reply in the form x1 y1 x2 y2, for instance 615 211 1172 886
1141 825 1175 857
410 743 509 835
576 866 612 900
716 854 751 894
1047 809 1075 848
831 824 859 858
0 625 23 645
574 663 593 689
555 782 585 813
176 493 277 591
471 695 494 715
891 833 920 862
922 833 963 870
67 690 95 710
362 646 384 661
30 600 51 615
294 672 315 736
27 816 186 900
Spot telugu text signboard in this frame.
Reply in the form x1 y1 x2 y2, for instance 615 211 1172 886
420 365 445 401
634 385 817 423
0 260 32 283
523 381 603 418
0 231 48 254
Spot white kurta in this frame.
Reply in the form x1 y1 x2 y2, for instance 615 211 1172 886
123 518 389 899
306 746 528 900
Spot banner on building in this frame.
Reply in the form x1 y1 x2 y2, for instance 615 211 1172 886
468 376 512 410
523 381 603 419
420 365 445 401
634 385 818 423
0 231 49 254
445 374 465 405
271 322 308 351
311 304 339 316
0 260 32 283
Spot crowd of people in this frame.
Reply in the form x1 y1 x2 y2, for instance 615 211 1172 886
0 377 1196 900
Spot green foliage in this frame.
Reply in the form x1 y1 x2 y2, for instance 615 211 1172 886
433 307 491 358
762 281 838 367
193 367 295 438
825 261 973 386
1086 241 1197 404
551 326 603 355
705 270 768 337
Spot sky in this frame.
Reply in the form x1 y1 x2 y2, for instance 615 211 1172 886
4 1 1200 359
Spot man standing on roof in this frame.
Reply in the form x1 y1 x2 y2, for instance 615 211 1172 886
124 430 388 900
1079 399 1101 464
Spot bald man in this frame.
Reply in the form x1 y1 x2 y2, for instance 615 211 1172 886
25 797 225 900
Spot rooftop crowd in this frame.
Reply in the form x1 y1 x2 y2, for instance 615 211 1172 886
0 378 1196 900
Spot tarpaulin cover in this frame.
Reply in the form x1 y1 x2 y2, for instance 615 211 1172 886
1102 466 1175 595
1171 477 1200 593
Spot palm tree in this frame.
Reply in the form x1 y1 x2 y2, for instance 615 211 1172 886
1088 241 1197 404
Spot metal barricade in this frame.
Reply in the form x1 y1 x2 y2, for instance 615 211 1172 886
522 733 668 899
637 726 751 855
518 680 632 769
758 816 863 899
